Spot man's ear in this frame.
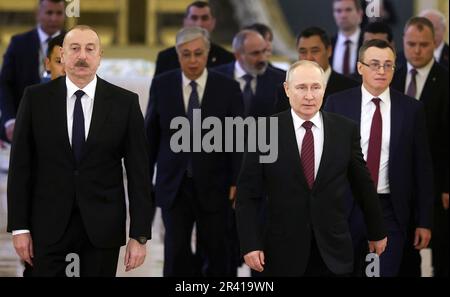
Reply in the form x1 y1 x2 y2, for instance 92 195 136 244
357 62 363 75
283 81 290 98
45 57 51 72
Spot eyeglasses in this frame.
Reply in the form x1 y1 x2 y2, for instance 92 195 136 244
360 61 395 72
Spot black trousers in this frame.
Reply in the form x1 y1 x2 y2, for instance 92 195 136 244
162 176 229 277
24 207 120 277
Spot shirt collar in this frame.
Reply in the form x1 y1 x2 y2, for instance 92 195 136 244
407 58 435 78
66 75 97 100
361 85 390 106
338 27 361 45
291 108 323 131
37 25 61 44
182 69 208 90
434 41 445 61
235 61 253 79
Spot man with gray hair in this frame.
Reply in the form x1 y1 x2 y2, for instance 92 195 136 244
419 9 449 69
145 26 244 276
153 1 234 76
214 29 285 276
236 60 387 276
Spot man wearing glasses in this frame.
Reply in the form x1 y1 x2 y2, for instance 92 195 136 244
324 39 434 277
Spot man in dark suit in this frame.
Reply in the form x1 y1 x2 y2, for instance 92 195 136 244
44 33 66 81
153 1 234 77
236 60 387 277
215 30 285 117
146 27 243 276
0 0 65 142
391 17 449 277
7 26 153 277
325 39 434 277
330 0 364 76
214 29 285 276
242 23 286 73
277 27 359 112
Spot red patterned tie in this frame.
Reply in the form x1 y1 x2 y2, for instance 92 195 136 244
301 121 315 189
366 98 382 189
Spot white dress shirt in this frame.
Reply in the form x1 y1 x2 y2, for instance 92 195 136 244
66 76 96 145
360 86 391 194
234 61 257 94
182 69 208 113
291 109 324 179
332 28 361 75
434 41 445 62
4 26 61 130
405 59 435 100
12 76 97 236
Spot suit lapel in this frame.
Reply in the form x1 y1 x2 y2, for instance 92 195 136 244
419 62 438 104
50 76 73 163
281 111 309 190
82 77 113 161
313 111 334 190
389 90 403 163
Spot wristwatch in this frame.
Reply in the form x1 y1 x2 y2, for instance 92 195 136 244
132 236 147 244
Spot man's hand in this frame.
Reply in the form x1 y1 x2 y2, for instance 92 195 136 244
6 122 15 142
368 237 387 256
13 233 33 266
243 250 265 272
414 228 431 250
442 193 449 210
124 238 147 272
229 186 237 209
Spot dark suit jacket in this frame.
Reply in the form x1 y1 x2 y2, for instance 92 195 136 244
7 76 153 248
391 62 449 196
145 69 244 212
0 28 41 130
325 87 434 229
330 32 364 75
153 43 235 77
213 62 285 117
276 70 359 112
235 110 386 276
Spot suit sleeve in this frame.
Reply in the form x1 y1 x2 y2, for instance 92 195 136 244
347 123 387 241
0 38 19 125
413 104 434 228
235 121 265 256
6 87 33 232
124 94 153 240
229 82 245 185
145 79 160 186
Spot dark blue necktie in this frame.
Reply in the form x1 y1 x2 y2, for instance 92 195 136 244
72 90 85 164
242 74 254 116
187 81 200 177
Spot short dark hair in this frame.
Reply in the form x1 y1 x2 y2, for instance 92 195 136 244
47 33 65 58
185 1 214 17
404 16 435 39
296 26 331 49
364 21 393 42
358 39 396 62
243 23 273 41
333 0 362 11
